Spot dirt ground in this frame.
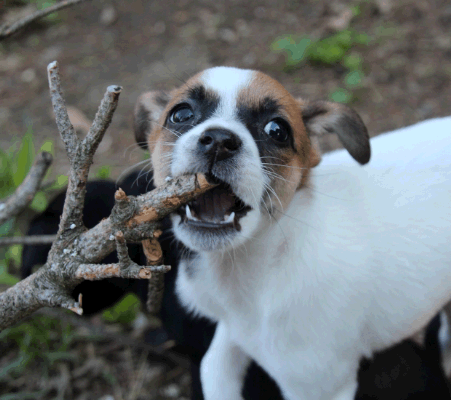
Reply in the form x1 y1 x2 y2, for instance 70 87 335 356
1 0 451 399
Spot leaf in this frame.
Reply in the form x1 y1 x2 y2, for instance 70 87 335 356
271 35 311 66
95 165 112 179
39 139 54 156
345 70 364 88
45 175 68 192
0 219 14 237
55 175 68 188
0 261 20 286
342 54 363 70
0 149 15 199
6 244 22 267
329 88 353 104
102 293 141 324
13 128 35 187
30 191 48 212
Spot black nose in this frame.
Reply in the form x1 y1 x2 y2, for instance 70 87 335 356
198 129 242 162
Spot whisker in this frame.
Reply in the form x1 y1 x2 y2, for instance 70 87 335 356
115 159 153 186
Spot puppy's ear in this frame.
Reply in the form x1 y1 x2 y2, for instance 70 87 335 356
134 91 172 150
300 100 370 165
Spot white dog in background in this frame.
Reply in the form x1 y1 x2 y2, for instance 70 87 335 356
134 66 451 400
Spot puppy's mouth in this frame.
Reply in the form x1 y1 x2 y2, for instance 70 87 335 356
178 176 252 231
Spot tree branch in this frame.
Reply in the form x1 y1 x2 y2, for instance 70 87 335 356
0 61 216 331
0 0 90 41
0 152 52 226
0 235 56 247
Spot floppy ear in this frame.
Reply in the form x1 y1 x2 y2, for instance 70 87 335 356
300 100 370 165
133 91 172 149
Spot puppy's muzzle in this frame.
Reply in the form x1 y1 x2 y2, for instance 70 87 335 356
198 129 242 164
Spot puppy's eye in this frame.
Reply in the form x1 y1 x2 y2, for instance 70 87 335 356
170 106 194 124
264 120 289 143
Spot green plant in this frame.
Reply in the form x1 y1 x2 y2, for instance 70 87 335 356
102 293 141 325
0 130 67 286
95 165 112 179
0 314 75 381
272 28 370 103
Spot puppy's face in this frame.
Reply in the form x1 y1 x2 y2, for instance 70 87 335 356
134 67 370 252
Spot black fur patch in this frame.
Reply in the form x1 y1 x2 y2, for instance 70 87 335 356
164 85 220 136
134 104 151 150
236 96 296 157
302 101 371 165
336 112 371 165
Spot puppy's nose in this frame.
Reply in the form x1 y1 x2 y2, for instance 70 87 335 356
198 129 242 162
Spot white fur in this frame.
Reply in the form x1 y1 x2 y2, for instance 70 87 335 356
170 67 269 252
175 116 451 399
202 66 253 119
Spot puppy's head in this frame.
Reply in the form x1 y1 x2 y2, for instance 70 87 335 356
134 67 370 252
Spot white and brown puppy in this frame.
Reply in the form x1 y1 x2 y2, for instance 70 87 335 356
134 67 451 400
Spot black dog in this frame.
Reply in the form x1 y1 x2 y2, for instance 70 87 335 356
21 171 451 399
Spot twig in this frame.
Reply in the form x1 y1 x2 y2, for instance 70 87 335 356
0 152 52 226
48 62 122 236
0 61 216 331
142 237 165 315
0 0 90 41
0 235 56 247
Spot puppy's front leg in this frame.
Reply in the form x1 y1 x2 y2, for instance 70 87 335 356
201 322 250 400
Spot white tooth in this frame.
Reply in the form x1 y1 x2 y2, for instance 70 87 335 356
224 212 235 224
186 205 197 221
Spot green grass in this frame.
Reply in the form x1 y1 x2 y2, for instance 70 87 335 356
0 130 111 286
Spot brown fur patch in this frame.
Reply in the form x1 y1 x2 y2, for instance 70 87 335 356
238 72 319 198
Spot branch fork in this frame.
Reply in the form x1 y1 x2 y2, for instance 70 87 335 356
0 61 216 330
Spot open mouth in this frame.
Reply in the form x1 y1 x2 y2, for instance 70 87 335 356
178 175 252 231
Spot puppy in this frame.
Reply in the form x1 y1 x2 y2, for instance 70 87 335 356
134 66 451 400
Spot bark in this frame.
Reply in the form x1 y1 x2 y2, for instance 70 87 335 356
0 61 216 331
0 152 52 226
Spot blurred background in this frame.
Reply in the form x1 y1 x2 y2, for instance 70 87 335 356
0 0 450 399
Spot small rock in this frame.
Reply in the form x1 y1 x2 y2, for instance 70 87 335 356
173 10 189 24
100 6 117 26
254 7 266 18
435 36 451 50
374 0 392 14
153 21 166 35
20 68 36 83
70 224 76 229
235 19 251 37
243 52 257 66
0 54 23 73
327 9 353 32
179 23 199 40
219 28 238 43
418 100 435 119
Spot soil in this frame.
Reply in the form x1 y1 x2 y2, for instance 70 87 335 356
0 0 450 399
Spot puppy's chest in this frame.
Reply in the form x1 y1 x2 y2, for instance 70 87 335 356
176 250 284 325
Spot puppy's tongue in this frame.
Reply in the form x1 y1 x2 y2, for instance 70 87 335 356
192 185 235 222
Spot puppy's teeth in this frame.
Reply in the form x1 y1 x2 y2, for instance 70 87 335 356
186 205 197 221
224 212 235 224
